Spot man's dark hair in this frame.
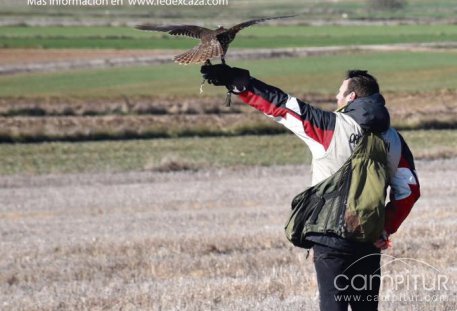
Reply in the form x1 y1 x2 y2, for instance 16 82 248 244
344 70 379 98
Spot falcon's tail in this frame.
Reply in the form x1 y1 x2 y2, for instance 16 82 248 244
174 47 201 65
174 42 223 65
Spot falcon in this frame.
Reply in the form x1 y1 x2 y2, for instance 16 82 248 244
135 15 296 65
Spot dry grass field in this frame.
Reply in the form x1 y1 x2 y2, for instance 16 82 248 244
1 158 456 310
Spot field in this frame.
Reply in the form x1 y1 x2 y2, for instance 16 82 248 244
3 24 457 49
1 0 457 309
1 0 457 23
1 157 456 310
3 51 457 97
2 3 457 144
2 51 457 142
1 130 457 175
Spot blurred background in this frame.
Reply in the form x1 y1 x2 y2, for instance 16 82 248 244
1 0 457 174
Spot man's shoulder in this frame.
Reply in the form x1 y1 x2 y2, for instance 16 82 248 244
332 112 363 137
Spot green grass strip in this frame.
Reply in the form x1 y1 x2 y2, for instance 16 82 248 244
1 24 457 49
2 51 457 98
1 130 457 176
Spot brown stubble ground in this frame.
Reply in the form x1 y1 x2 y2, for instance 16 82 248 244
0 159 456 310
1 91 457 142
2 90 457 116
0 49 177 66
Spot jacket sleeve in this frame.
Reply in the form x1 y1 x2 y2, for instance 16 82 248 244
384 133 420 235
238 78 336 158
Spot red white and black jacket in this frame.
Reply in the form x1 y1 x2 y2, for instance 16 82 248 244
236 78 420 236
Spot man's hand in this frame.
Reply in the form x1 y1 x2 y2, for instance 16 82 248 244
374 231 392 250
200 64 251 93
374 238 391 250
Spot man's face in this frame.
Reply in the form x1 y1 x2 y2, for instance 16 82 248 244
336 79 355 109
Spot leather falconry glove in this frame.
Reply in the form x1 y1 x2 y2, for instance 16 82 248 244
200 64 251 94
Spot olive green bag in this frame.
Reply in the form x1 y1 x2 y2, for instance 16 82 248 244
285 132 389 248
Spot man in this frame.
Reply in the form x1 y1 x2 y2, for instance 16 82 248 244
201 64 420 311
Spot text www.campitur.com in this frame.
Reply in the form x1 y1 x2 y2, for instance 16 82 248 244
128 0 228 5
334 294 448 303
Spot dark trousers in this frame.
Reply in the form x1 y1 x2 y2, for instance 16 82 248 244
313 243 381 311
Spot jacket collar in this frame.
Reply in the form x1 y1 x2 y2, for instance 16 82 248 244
339 93 390 133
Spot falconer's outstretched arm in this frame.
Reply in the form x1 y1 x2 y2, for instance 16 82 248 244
201 64 337 158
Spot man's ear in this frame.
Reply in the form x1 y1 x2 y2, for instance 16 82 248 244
348 91 356 101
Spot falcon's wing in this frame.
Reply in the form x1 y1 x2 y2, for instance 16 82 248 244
228 15 297 33
135 24 212 39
